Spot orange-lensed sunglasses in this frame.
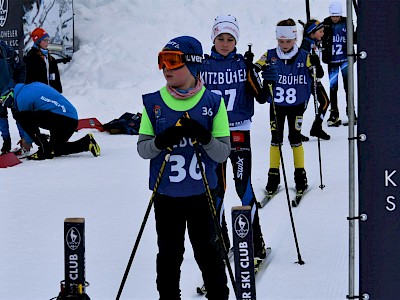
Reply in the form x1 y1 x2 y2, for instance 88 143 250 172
158 51 186 70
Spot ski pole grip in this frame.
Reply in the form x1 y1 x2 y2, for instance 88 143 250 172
248 43 252 53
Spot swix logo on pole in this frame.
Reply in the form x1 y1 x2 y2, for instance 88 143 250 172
0 0 8 27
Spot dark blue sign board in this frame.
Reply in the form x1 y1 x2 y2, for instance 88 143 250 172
358 1 400 298
64 218 86 294
0 0 23 54
232 206 256 299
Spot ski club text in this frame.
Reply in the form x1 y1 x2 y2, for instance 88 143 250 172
68 254 79 280
385 170 398 212
238 241 253 299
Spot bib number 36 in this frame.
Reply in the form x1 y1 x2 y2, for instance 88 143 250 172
169 153 205 182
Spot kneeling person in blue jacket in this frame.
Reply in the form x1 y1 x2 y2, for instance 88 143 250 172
0 82 100 160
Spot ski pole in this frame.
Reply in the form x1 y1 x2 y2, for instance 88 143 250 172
192 141 238 298
248 43 252 55
267 83 305 265
183 113 237 298
312 66 325 190
116 148 172 300
305 0 311 21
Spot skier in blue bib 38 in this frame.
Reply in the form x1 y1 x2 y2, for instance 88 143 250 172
255 18 321 196
200 15 277 261
137 36 230 300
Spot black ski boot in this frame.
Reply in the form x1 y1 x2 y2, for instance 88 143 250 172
1 137 11 154
265 168 280 195
310 118 330 140
87 133 101 156
252 214 266 260
327 109 341 127
27 134 54 160
294 168 308 192
300 133 309 142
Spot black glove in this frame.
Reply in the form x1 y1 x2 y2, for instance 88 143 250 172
243 50 254 68
0 89 14 108
1 137 11 154
179 117 212 145
308 54 324 78
154 126 184 150
309 54 320 68
261 64 278 87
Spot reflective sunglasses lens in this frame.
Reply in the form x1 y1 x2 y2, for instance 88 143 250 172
158 51 185 70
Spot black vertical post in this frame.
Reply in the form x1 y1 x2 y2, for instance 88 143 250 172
232 206 256 299
305 0 311 21
64 218 86 295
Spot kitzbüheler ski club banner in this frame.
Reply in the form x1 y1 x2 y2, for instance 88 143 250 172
0 0 23 53
0 0 74 60
358 0 400 298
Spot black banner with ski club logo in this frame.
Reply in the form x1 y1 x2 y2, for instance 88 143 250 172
0 0 23 54
0 0 74 60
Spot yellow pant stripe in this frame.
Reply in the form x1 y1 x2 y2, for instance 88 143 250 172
270 145 280 169
292 145 304 168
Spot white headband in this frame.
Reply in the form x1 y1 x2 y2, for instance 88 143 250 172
276 26 297 40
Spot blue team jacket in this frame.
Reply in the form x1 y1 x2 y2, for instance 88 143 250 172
266 48 312 107
201 49 254 127
143 88 222 197
13 83 78 119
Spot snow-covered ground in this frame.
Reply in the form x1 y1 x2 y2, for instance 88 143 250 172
0 1 358 299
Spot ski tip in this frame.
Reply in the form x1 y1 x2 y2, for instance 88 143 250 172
196 285 206 295
260 186 281 208
259 196 272 208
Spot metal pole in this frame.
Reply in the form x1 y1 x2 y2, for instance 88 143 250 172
346 0 356 298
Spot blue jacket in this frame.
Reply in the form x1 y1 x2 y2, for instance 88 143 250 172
201 48 256 127
13 83 78 120
143 87 223 197
322 16 356 64
266 48 312 107
0 41 17 94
